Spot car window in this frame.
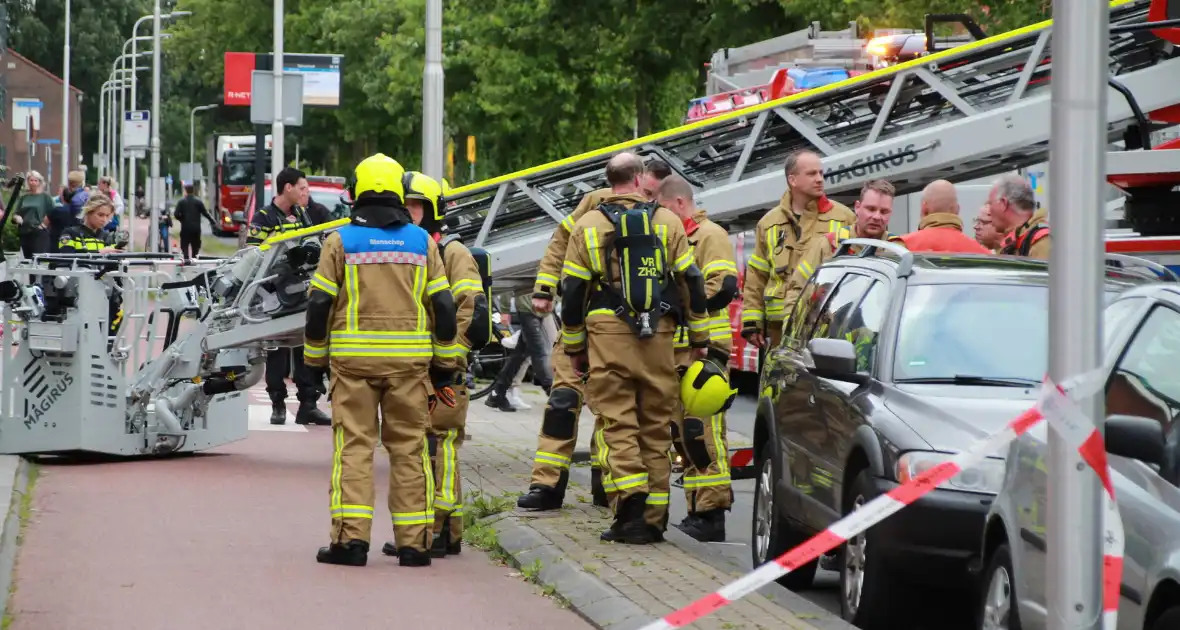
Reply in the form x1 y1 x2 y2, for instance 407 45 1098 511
1103 297 1146 351
893 283 1048 383
1106 305 1180 433
785 266 843 344
821 280 888 373
801 273 874 342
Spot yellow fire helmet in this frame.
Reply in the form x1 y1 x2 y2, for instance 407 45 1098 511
352 153 406 203
402 171 445 223
680 357 738 418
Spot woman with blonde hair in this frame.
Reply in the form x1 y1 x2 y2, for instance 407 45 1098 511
58 195 125 253
12 170 54 259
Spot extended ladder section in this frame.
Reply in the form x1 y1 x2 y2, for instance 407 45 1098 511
444 0 1180 285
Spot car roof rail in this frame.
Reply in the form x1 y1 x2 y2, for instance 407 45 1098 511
1105 253 1180 282
834 238 915 277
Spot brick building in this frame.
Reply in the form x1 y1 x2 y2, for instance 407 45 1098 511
0 48 83 184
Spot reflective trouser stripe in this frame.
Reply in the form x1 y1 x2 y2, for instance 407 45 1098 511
433 429 461 511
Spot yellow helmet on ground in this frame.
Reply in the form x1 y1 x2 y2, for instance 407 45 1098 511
680 357 738 418
402 171 445 223
352 153 406 202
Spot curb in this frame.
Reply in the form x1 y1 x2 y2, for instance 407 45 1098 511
0 456 30 621
489 514 653 630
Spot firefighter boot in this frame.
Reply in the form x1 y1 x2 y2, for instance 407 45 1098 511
517 469 568 510
379 543 433 567
425 516 463 557
616 493 656 545
316 539 369 566
675 508 727 543
295 401 331 426
269 393 286 425
590 467 608 508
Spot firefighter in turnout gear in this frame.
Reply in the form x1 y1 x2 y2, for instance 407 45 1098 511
560 153 711 544
519 157 673 511
740 150 855 350
655 175 740 543
305 154 462 568
988 173 1051 260
789 179 896 298
57 195 129 338
378 171 488 559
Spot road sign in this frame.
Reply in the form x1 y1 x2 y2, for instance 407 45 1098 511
165 174 173 187
179 162 203 184
467 136 476 163
12 98 41 131
123 111 150 150
250 71 304 126
224 52 344 108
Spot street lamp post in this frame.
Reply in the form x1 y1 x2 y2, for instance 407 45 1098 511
148 0 163 253
272 0 285 181
119 36 155 195
190 104 218 190
423 0 444 179
61 0 70 187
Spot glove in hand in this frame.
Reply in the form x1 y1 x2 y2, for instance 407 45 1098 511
429 367 459 409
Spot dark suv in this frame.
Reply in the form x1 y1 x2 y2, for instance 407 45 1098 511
748 239 1162 630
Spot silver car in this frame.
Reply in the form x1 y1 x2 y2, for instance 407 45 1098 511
978 283 1180 630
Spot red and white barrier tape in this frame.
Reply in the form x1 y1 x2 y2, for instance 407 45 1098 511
640 372 1123 630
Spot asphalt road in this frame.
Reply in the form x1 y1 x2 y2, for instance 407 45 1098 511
678 390 979 630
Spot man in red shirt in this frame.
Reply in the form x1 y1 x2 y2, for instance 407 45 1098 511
891 180 991 254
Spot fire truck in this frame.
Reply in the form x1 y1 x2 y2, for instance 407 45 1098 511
204 133 273 237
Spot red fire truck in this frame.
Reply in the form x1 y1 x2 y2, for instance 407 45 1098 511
205 133 273 236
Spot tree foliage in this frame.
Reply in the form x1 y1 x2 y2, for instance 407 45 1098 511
5 0 1049 184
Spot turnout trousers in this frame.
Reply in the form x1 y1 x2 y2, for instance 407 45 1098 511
429 370 467 543
328 366 435 553
529 343 601 492
586 321 677 529
673 348 733 513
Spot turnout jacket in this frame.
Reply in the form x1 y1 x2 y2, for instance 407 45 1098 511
558 192 710 354
533 187 612 301
740 190 855 331
675 209 738 360
248 202 316 246
437 235 485 363
998 208 1052 260
303 219 462 376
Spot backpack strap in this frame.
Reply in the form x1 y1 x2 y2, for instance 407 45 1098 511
1018 225 1049 257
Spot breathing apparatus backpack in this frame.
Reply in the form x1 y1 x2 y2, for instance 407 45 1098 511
596 201 677 339
440 234 495 350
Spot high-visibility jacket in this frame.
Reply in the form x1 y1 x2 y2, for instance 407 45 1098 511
998 208 1052 260
559 193 709 353
891 213 991 254
740 190 855 329
304 220 462 375
674 209 738 358
247 202 317 246
58 224 117 252
436 234 484 361
533 188 612 300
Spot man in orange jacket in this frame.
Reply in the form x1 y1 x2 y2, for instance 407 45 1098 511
891 180 990 254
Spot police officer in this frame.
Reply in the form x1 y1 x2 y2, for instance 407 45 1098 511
655 175 740 542
306 154 461 568
58 195 129 337
250 167 330 426
740 150 856 350
559 153 710 544
378 170 486 559
519 157 673 511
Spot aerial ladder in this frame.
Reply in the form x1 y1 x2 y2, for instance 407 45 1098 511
443 0 1180 288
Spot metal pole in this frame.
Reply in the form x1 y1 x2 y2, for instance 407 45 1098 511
148 0 162 253
190 104 217 173
61 0 70 187
1046 1 1108 629
272 0 285 179
98 84 107 179
129 17 149 252
422 0 444 179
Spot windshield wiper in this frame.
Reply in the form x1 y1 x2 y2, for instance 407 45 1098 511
894 375 1040 387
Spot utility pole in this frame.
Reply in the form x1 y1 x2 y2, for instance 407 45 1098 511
272 0 285 180
61 0 70 187
148 0 163 252
1046 1 1108 629
422 0 444 179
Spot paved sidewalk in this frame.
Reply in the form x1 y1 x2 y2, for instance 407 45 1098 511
462 388 836 630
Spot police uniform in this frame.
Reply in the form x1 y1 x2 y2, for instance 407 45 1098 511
306 154 462 568
250 200 330 425
671 209 739 542
58 224 125 337
379 171 490 559
998 208 1051 260
740 190 855 348
560 193 709 544
518 188 612 511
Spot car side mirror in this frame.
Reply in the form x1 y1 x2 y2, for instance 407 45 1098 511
807 338 860 382
1106 414 1165 466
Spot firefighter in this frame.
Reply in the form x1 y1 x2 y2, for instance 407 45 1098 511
379 170 486 559
790 179 895 292
58 195 129 337
305 154 462 568
891 180 991 254
988 173 1051 259
250 167 331 426
560 152 710 544
655 174 739 542
519 157 673 511
740 150 855 350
